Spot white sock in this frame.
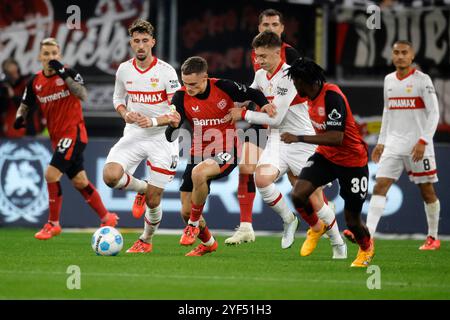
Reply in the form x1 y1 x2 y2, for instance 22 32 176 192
258 184 295 224
188 219 200 227
239 222 253 230
366 195 386 237
140 205 162 243
316 204 343 245
202 235 215 246
424 200 440 239
114 173 147 193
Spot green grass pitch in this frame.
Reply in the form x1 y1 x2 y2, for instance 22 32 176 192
0 228 449 299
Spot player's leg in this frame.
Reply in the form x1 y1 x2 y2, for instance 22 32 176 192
255 164 298 249
407 155 440 250
103 137 148 218
226 141 262 244
34 164 64 240
337 165 374 267
308 188 347 259
363 154 402 238
292 153 335 256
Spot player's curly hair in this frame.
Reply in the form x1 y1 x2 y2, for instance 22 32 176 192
286 57 326 86
128 19 154 37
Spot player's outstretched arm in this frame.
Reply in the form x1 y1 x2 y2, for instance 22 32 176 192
280 130 344 146
13 103 29 129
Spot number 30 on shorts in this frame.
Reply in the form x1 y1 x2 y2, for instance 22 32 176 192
351 176 368 193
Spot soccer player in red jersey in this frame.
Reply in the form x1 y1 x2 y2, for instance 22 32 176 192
161 56 269 256
228 9 301 245
280 57 374 267
14 38 118 240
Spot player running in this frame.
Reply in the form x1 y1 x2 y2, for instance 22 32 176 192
344 40 441 250
161 56 270 256
227 31 346 258
280 57 373 267
227 9 301 245
14 38 118 240
102 19 180 253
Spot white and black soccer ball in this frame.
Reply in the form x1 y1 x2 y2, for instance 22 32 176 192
91 226 123 256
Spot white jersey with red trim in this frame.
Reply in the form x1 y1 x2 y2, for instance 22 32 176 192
379 69 440 156
113 57 181 139
247 62 315 137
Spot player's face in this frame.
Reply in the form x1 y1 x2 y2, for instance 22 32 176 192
293 78 308 98
182 72 208 96
39 44 61 72
130 32 155 61
392 43 415 69
258 15 284 37
254 46 281 72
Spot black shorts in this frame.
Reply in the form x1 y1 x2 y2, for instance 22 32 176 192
179 151 238 193
50 136 86 179
299 153 369 213
242 124 266 148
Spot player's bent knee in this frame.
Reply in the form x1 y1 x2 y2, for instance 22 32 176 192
191 166 209 186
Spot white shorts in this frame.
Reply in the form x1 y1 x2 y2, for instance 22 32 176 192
257 138 316 179
105 135 179 189
376 153 438 184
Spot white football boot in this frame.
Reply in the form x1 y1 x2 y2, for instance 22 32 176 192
225 223 255 245
281 216 299 249
332 242 348 259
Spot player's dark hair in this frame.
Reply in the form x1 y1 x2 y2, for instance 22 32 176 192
128 19 154 37
259 9 284 24
286 57 326 86
181 56 208 75
252 30 282 49
393 40 413 48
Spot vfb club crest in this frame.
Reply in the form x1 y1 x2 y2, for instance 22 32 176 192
0 142 52 223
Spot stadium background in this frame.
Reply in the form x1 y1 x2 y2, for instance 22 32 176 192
1 0 449 235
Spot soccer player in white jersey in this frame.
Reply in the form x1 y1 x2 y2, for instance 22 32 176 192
102 19 180 253
345 40 441 250
227 31 347 259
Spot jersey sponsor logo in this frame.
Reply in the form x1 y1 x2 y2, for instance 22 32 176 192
310 119 326 131
328 109 342 120
0 142 52 223
192 117 227 126
217 99 227 110
127 90 168 104
388 97 425 109
191 106 200 113
276 86 288 96
55 78 65 86
35 84 42 92
37 89 71 104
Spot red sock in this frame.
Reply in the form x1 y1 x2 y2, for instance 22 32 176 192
238 174 256 223
79 182 108 219
296 207 319 227
355 235 371 251
47 182 62 222
198 226 212 243
190 202 205 223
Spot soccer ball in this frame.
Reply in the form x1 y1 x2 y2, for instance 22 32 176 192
91 226 123 256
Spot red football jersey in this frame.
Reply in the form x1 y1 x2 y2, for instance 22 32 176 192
308 83 368 167
179 79 238 157
22 69 88 149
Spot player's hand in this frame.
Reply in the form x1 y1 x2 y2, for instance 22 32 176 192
13 115 25 129
280 132 299 144
167 111 181 128
411 141 425 162
226 107 245 124
48 60 69 79
371 144 384 163
261 103 277 118
135 113 152 128
124 111 140 123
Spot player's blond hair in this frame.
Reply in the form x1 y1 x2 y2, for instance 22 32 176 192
128 19 154 37
40 37 59 48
